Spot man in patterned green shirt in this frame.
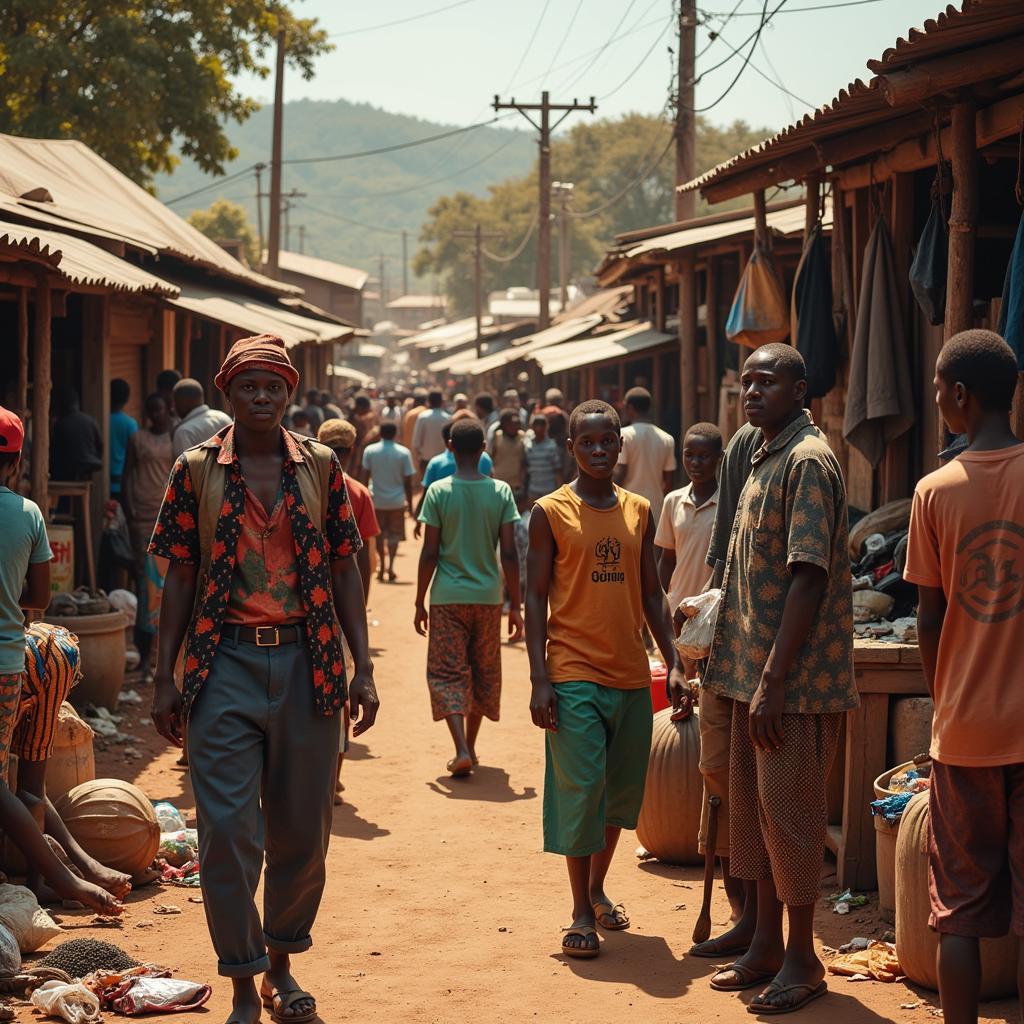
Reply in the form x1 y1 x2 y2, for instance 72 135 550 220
702 344 857 1015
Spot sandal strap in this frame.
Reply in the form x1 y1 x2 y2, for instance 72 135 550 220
561 925 598 938
264 987 315 1011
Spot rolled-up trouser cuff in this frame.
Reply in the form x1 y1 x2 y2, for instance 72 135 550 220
265 931 313 954
218 953 271 978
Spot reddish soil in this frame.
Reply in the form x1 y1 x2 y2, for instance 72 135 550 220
18 539 1019 1023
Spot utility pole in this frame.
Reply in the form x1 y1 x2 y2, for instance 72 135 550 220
266 26 286 277
298 225 306 254
492 92 596 330
281 188 305 252
378 254 387 311
452 223 504 358
552 181 574 312
675 0 697 222
401 230 409 298
254 162 266 263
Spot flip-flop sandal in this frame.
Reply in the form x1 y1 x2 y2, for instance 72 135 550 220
689 936 751 958
748 979 827 1015
561 925 600 959
447 755 473 777
709 963 779 992
592 900 630 931
260 985 317 1024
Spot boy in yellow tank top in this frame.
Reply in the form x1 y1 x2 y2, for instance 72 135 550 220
525 399 690 960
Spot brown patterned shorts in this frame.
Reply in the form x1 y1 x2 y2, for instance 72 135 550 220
928 760 1024 937
426 604 502 721
728 701 842 906
0 674 22 783
375 507 406 543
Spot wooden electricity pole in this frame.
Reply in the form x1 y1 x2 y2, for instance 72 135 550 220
553 182 574 312
453 224 504 358
266 27 286 278
675 0 697 222
402 230 409 298
492 92 596 330
254 162 266 262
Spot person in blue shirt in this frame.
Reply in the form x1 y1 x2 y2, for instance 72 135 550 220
109 378 138 499
413 420 493 539
362 421 416 583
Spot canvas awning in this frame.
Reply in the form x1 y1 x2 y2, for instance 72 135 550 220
400 315 496 350
460 314 604 375
168 282 355 348
328 365 373 385
0 220 178 296
531 322 675 375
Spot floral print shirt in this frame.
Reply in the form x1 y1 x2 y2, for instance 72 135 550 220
148 425 362 720
703 410 858 714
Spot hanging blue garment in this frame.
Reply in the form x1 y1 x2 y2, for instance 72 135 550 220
909 196 947 326
998 208 1024 369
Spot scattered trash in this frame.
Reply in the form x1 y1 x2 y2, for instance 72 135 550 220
89 916 121 928
187 896 203 905
117 689 142 705
828 940 902 983
901 1003 921 1010
839 937 870 953
635 846 654 861
109 976 211 1016
888 768 931 794
846 973 871 981
829 889 868 915
152 905 181 915
152 802 185 833
498 927 507 933
673 904 687 911
871 792 914 823
30 979 102 1024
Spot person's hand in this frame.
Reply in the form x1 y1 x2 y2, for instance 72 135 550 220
151 675 183 748
529 678 558 730
348 671 380 737
673 607 688 632
507 606 524 643
749 672 784 751
668 665 693 720
414 603 429 636
414 520 423 540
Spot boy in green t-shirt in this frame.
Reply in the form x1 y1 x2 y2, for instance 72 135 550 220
415 418 523 777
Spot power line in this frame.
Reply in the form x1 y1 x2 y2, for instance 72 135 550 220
695 0 786 82
694 0 779 113
502 0 553 93
165 164 258 205
757 35 806 114
599 13 676 101
695 0 744 58
543 0 584 84
700 0 882 13
297 203 409 237
558 0 642 94
327 0 477 38
482 217 539 262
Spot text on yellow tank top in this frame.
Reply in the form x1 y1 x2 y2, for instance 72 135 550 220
536 483 651 689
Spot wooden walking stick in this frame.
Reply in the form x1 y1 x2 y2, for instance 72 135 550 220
692 794 721 944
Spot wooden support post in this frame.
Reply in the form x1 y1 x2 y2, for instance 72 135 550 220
753 189 769 251
181 313 192 378
944 99 978 340
17 287 28 418
804 172 822 243
654 266 666 334
679 252 698 436
82 295 110 568
705 256 719 423
30 276 52 511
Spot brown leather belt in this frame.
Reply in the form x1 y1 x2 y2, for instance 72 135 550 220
222 623 304 646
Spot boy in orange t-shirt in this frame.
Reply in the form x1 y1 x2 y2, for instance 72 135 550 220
904 329 1024 1024
526 399 690 961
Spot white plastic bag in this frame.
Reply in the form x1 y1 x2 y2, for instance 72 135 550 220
0 921 20 975
30 980 102 1024
673 589 723 660
0 884 62 952
111 976 212 1015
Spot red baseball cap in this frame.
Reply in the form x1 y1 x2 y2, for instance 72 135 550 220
0 407 25 454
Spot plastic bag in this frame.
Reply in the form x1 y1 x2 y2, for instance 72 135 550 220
158 831 196 868
0 884 62 953
827 940 902 983
725 247 789 349
672 589 722 660
110 976 212 1015
30 980 102 1024
152 802 185 833
0 921 21 975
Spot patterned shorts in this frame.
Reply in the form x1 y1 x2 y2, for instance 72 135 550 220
426 604 502 721
0 675 23 783
728 701 842 905
375 508 406 543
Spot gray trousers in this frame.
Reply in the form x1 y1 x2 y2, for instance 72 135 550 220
187 633 341 977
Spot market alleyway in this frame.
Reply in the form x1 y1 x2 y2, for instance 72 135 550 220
49 540 1016 1024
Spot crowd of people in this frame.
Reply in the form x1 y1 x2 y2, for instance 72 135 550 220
0 324 1017 1024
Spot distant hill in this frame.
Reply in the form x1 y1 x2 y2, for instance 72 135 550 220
155 98 537 287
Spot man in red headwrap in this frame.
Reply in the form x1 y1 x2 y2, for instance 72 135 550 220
149 334 379 1024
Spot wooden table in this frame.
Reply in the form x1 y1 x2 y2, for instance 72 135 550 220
825 639 928 891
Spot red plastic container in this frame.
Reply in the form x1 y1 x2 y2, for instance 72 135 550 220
650 658 669 713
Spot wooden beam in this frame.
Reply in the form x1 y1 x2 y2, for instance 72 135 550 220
30 275 51 511
181 313 192 378
705 256 719 423
813 110 934 168
875 35 1024 107
678 252 698 437
17 287 28 418
753 189 769 250
804 171 822 242
654 264 666 333
944 99 978 340
702 148 821 205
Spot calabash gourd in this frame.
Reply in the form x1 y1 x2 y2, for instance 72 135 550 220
55 779 160 878
45 703 96 800
636 707 703 865
895 793 1019 999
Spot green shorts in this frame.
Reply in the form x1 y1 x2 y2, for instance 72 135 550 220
543 681 653 857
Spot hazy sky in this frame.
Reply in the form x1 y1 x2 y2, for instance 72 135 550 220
242 0 947 133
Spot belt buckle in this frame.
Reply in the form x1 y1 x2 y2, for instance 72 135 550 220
255 626 280 647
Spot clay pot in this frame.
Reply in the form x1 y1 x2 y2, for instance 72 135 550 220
895 792 1019 998
47 612 127 712
55 778 160 878
636 707 703 865
46 703 96 800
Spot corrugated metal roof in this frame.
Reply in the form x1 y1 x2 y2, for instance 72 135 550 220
0 220 178 295
167 282 355 349
0 134 297 295
461 314 605 376
275 249 369 291
532 322 674 375
402 315 497 350
386 294 446 310
680 0 1024 196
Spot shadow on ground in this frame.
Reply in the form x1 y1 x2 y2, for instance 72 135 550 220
426 765 537 803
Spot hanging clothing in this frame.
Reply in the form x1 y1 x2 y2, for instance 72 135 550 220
725 247 789 349
998 207 1024 369
909 188 948 327
792 222 838 399
842 217 915 468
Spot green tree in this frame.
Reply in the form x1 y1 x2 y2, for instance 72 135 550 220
188 198 259 266
0 1 330 187
415 113 771 314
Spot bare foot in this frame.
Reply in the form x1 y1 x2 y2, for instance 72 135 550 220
79 860 132 900
55 875 123 916
447 754 473 777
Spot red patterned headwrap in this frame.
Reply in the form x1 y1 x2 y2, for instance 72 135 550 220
214 333 299 393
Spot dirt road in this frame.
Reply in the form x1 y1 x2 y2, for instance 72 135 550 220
32 539 1017 1023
